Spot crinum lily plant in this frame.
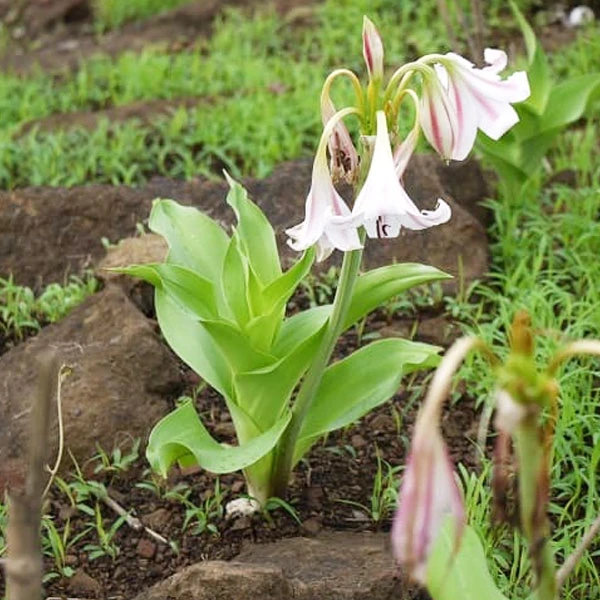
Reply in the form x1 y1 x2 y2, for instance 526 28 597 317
121 18 529 508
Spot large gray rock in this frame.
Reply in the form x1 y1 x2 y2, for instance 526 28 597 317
0 284 184 491
134 531 419 600
0 155 489 292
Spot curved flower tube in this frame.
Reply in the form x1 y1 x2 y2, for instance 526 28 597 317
352 111 451 238
391 337 481 583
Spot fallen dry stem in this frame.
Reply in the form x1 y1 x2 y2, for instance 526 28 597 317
556 512 600 589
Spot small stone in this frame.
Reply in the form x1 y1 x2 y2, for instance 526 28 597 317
350 434 367 448
301 517 321 535
143 507 170 531
68 569 102 595
230 515 252 531
231 480 245 494
65 554 78 567
137 538 157 559
225 497 261 518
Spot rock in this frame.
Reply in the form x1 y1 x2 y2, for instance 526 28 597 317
68 568 102 596
301 517 321 535
135 531 415 599
238 532 403 599
132 561 294 600
1 156 488 294
143 508 171 531
137 538 157 559
0 284 183 492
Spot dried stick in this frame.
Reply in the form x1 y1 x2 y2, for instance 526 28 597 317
556 512 600 589
4 350 59 600
470 0 486 64
436 0 459 51
99 492 169 545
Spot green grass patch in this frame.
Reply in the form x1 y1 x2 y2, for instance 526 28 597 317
93 0 194 31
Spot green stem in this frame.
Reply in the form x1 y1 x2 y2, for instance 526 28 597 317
514 420 557 600
271 243 364 498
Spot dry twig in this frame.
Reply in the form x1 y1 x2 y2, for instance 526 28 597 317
3 350 59 600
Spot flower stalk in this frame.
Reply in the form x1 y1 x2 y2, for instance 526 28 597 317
271 240 365 498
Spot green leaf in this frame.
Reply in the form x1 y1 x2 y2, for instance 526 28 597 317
274 305 331 356
245 249 316 350
236 326 325 430
275 264 449 357
345 264 452 329
146 399 291 476
263 248 315 309
426 519 509 600
510 1 551 115
155 290 233 398
225 174 282 286
294 338 441 463
221 234 251 326
116 263 217 320
149 199 229 284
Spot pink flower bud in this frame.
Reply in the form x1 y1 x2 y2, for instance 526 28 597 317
392 429 465 583
362 16 384 81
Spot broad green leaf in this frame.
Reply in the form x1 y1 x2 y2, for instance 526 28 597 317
146 399 291 476
221 234 251 326
344 264 451 329
116 263 217 320
262 248 315 308
510 1 551 115
275 264 449 356
274 305 331 356
541 75 600 132
155 290 233 398
245 249 316 351
225 174 282 286
426 519 509 600
294 338 441 463
235 325 325 430
149 199 229 285
201 319 276 373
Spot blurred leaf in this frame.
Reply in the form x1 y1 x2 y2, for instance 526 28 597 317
426 519 509 600
510 1 551 115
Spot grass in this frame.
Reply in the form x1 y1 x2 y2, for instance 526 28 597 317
0 0 598 597
93 0 194 31
0 275 98 340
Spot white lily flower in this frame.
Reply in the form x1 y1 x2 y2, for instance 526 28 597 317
286 146 362 262
352 111 451 238
420 48 530 160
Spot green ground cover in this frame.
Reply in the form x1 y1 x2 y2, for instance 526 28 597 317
0 0 598 596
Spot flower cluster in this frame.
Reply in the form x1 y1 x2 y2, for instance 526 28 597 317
287 17 530 261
